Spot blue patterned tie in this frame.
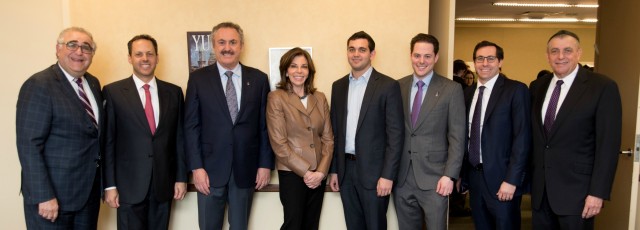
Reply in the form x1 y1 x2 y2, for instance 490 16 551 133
411 81 425 127
468 86 485 167
544 80 564 136
225 71 238 124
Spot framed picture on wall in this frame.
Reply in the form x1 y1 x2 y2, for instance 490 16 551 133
268 47 312 91
187 31 214 73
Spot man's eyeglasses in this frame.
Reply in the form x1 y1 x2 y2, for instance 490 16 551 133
59 41 95 54
474 56 498 63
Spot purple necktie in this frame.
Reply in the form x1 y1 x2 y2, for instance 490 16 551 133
411 81 425 127
468 86 485 167
143 84 156 135
544 80 564 136
74 77 98 128
225 71 238 124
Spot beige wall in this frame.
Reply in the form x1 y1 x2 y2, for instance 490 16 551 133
0 1 64 229
3 0 429 229
454 24 595 85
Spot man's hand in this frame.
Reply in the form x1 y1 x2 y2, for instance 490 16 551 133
496 182 516 201
436 176 454 196
38 198 59 222
329 173 340 192
377 178 393 197
174 182 187 200
105 189 120 208
582 195 604 219
255 168 271 190
193 168 210 195
303 171 325 189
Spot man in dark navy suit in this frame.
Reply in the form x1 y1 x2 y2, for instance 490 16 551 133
462 41 531 230
184 22 273 230
17 27 104 229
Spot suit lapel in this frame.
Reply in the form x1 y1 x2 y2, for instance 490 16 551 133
336 76 350 138
237 64 252 123
121 77 152 134
156 79 170 133
533 76 552 139
288 92 310 116
52 64 97 128
208 64 235 124
356 70 379 133
414 74 443 130
400 76 413 129
548 69 589 139
483 75 505 123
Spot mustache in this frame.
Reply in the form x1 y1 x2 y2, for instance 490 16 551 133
221 50 235 56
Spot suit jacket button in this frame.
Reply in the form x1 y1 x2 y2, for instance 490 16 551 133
310 144 314 148
411 134 416 137
545 145 549 149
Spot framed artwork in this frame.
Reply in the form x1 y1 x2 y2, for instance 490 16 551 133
186 31 214 73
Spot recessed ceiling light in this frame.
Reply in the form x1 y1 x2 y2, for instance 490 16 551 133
492 2 598 8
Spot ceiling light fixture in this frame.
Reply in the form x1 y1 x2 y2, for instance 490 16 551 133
492 3 598 8
456 17 597 23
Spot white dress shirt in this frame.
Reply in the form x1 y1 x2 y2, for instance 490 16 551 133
345 66 373 154
217 62 242 109
468 74 499 163
132 75 160 128
541 65 579 124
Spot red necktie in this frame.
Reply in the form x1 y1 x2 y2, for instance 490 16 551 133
143 84 156 135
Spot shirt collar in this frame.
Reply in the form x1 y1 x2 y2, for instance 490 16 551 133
552 64 579 85
132 74 157 90
58 62 83 82
412 71 434 87
477 73 499 90
217 62 242 78
349 66 373 82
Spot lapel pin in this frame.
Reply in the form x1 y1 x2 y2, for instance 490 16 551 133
435 92 439 97
247 82 250 86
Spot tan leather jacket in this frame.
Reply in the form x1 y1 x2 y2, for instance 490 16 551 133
266 89 334 176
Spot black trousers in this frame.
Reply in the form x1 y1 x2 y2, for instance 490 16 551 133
278 170 326 230
532 189 594 230
117 182 172 230
339 159 390 230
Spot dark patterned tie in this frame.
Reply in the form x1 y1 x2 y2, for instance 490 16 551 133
74 77 98 128
225 71 238 124
544 80 564 136
142 84 156 135
468 86 485 167
411 81 425 127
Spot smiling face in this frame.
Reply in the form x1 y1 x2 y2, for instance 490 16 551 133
56 30 94 78
411 42 439 79
474 46 502 84
128 39 158 81
347 38 375 77
212 27 243 70
287 55 309 91
547 35 582 78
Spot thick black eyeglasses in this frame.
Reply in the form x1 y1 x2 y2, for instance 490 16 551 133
59 41 94 54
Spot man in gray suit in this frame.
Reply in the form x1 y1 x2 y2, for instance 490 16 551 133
394 33 466 230
17 27 103 229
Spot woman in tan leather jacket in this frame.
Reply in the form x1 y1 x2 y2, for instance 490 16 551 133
266 47 334 230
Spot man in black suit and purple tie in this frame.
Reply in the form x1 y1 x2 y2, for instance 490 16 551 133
103 34 187 229
462 41 531 230
17 27 104 229
530 30 622 230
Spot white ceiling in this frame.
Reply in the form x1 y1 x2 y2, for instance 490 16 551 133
456 0 598 22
